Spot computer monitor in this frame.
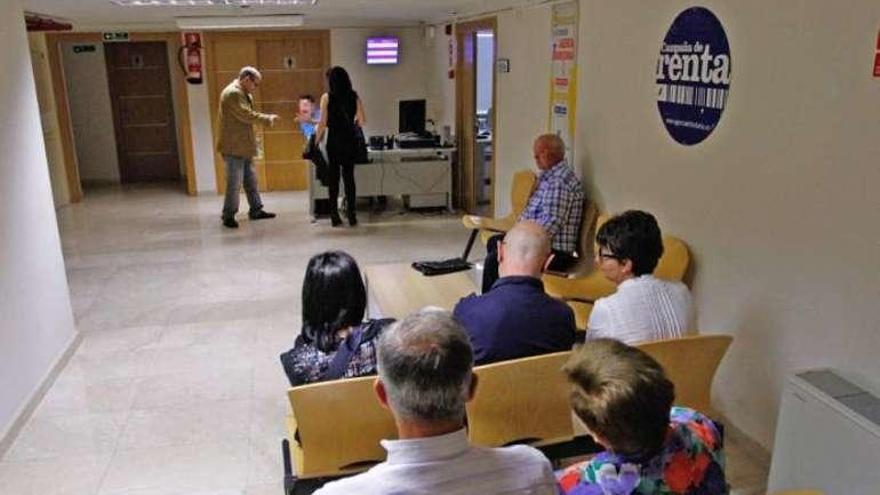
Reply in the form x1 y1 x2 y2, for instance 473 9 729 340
399 99 426 135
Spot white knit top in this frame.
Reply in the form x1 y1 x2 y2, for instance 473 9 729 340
587 274 693 344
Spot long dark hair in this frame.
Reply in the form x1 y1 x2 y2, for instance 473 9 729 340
301 251 367 353
326 66 354 96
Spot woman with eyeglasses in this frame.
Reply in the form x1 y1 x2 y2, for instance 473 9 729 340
587 210 693 343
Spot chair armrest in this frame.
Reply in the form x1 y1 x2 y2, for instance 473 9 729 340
562 296 597 305
462 214 515 233
542 271 617 301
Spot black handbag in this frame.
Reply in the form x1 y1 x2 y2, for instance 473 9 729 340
302 133 329 186
352 124 369 164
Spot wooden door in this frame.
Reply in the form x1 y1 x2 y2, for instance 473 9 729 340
207 37 261 192
257 34 327 190
105 41 180 183
207 31 329 193
456 19 497 214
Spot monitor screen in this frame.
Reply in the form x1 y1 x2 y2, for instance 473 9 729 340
366 36 399 65
399 99 426 134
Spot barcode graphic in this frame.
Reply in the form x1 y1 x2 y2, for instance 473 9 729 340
657 84 727 110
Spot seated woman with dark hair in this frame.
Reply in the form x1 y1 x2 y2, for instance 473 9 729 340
280 251 392 386
588 210 693 343
557 339 727 495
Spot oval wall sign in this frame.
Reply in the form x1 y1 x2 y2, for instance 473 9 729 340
656 7 731 145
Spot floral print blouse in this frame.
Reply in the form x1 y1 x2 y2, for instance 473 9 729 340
280 320 387 387
557 407 727 495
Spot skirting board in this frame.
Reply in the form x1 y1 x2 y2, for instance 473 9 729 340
0 331 83 458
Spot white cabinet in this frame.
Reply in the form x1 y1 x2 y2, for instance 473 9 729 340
768 369 880 495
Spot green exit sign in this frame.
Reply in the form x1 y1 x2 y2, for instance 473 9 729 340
102 32 130 42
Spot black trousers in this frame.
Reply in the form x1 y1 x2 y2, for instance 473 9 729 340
482 233 577 293
327 159 356 218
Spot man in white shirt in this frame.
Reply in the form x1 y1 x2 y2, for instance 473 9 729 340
315 309 557 495
588 210 693 344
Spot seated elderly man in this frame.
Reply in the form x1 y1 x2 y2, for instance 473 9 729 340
588 210 693 343
314 309 557 495
482 133 585 292
454 221 576 365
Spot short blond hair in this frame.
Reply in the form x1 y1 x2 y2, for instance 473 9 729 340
563 339 674 456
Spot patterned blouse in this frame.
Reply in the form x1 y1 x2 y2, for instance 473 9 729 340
557 407 727 495
279 320 386 387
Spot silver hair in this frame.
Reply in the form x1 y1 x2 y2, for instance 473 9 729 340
239 66 262 81
376 309 474 422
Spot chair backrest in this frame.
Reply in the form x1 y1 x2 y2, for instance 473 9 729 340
287 375 398 479
575 199 599 260
655 235 690 281
636 335 733 415
510 170 537 218
467 351 574 448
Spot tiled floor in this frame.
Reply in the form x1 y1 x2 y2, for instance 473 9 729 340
0 185 768 494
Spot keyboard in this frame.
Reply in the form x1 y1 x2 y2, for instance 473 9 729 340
411 258 472 276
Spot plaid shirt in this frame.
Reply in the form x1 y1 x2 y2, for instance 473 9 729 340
519 161 585 253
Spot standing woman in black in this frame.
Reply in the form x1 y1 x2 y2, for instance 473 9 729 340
314 66 366 227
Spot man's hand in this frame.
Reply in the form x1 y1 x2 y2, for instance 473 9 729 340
268 114 280 127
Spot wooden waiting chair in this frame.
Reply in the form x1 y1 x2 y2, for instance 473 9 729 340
636 334 733 416
466 351 574 448
544 199 599 278
283 375 397 492
544 232 692 329
462 169 536 243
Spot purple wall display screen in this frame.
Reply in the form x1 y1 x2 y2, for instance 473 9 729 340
366 37 399 65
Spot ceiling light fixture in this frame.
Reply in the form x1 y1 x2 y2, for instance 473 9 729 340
175 14 304 30
111 0 317 6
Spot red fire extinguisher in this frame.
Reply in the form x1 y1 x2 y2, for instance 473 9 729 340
179 32 203 85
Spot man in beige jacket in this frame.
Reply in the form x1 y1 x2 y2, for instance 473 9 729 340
217 66 279 229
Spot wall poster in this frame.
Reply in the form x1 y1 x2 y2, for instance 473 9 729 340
548 1 579 167
656 6 732 145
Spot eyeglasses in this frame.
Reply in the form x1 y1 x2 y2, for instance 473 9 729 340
597 250 624 261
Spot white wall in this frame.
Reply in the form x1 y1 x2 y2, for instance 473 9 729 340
426 24 456 136
0 0 77 443
186 81 217 193
61 42 120 183
28 33 70 208
573 0 880 448
492 6 553 216
331 27 431 137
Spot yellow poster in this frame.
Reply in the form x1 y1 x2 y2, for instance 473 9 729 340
548 1 579 168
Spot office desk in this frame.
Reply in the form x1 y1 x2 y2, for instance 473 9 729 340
309 147 455 215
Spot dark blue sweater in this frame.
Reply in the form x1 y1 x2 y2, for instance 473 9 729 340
453 276 575 365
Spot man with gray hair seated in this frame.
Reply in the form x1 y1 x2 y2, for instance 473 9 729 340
314 309 557 495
